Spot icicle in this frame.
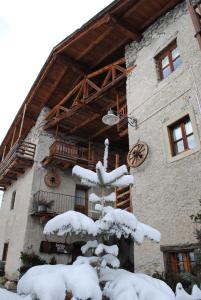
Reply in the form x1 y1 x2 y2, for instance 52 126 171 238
103 138 109 171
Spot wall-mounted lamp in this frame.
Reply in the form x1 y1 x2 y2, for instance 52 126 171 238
102 108 137 128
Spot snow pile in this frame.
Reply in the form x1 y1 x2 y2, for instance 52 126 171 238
43 210 97 236
175 283 201 299
17 264 101 300
101 269 175 300
0 289 31 300
192 284 201 299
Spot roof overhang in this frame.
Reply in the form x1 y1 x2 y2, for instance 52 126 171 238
0 0 184 157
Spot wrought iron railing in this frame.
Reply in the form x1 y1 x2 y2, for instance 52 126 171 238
32 190 75 215
32 190 117 219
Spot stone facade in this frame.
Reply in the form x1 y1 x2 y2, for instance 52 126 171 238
0 1 200 280
0 108 81 279
126 2 201 274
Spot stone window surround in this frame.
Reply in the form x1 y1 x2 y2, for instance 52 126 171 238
163 107 201 163
155 39 181 81
161 244 198 274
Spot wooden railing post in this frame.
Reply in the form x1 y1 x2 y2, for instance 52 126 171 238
188 0 201 49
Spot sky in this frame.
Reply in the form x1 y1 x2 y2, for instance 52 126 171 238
0 0 113 144
0 0 113 206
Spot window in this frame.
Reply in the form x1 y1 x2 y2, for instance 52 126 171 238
75 186 88 214
10 190 16 210
2 243 9 262
168 115 196 156
156 41 182 80
164 251 196 274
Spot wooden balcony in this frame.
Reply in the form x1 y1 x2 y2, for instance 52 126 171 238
41 141 117 170
0 141 36 190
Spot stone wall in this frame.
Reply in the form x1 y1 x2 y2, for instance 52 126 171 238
126 2 201 274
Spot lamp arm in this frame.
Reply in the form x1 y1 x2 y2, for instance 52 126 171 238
127 116 137 128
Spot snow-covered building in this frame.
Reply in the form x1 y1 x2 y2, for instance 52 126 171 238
0 0 200 281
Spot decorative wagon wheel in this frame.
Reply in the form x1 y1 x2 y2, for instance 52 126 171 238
127 141 148 168
44 171 60 188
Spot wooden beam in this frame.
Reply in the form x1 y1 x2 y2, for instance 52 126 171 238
18 104 27 141
44 60 69 101
109 15 142 42
91 37 128 68
44 72 128 129
142 0 182 29
70 113 100 134
55 14 111 53
77 27 113 60
91 125 112 138
57 53 90 75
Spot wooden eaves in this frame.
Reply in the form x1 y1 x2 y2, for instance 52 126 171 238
0 0 184 159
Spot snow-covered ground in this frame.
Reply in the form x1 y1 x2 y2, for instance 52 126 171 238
1 264 201 300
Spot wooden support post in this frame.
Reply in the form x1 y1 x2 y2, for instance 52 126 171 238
88 140 91 160
10 126 16 149
55 124 59 140
115 153 120 168
18 104 27 141
187 0 201 49
2 145 7 161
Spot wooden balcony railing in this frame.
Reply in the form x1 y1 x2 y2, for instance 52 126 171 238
42 141 119 170
0 140 36 190
188 0 201 49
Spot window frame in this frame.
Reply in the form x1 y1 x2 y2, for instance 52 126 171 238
2 243 9 262
163 108 201 163
156 40 182 80
163 250 196 274
168 115 195 156
10 190 16 210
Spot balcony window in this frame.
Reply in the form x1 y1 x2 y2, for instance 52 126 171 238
168 115 196 156
156 40 182 80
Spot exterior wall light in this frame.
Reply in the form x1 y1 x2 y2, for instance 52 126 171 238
102 108 137 128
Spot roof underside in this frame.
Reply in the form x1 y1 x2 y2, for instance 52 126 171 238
0 0 184 157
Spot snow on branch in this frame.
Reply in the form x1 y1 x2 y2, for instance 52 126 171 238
95 244 119 257
89 193 101 203
81 240 98 254
101 254 120 268
104 138 109 170
72 165 98 186
97 208 161 244
134 222 161 244
43 211 97 236
89 192 116 204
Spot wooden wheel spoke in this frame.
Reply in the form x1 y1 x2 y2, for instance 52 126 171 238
127 141 148 168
